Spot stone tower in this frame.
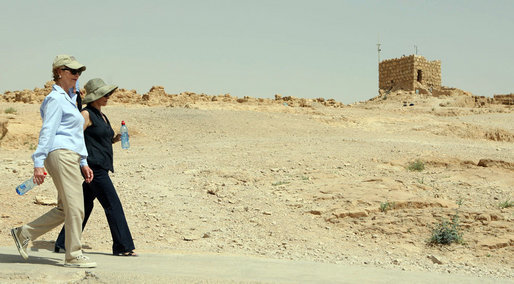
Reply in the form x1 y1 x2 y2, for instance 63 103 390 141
379 55 441 92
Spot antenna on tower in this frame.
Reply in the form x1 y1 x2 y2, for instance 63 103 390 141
377 36 382 64
377 35 382 94
414 45 418 55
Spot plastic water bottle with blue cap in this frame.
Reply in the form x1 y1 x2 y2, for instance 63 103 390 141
16 172 47 195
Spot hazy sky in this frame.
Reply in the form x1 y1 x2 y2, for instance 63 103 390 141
1 0 512 104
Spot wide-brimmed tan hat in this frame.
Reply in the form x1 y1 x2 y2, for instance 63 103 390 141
52 55 86 71
83 78 118 104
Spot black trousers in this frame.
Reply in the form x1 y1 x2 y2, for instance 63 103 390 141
55 167 135 254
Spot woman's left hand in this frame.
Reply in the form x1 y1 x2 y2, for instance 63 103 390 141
112 134 121 143
81 166 94 183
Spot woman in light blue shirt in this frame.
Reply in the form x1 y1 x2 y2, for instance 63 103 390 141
11 55 97 268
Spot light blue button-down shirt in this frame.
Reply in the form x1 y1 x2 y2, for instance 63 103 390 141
32 85 88 167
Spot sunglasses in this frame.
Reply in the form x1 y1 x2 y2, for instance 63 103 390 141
103 90 116 98
61 68 82 76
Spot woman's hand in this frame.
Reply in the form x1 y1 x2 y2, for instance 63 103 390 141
81 166 94 183
33 167 47 185
112 134 121 143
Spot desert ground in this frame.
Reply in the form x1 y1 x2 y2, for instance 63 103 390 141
0 85 512 283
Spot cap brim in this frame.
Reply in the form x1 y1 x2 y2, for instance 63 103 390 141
64 61 86 71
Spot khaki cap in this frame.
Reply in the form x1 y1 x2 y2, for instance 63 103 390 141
52 55 86 71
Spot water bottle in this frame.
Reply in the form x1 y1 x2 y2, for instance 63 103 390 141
16 172 47 195
121 121 130 149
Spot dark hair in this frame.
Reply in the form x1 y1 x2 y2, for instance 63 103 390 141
52 67 61 81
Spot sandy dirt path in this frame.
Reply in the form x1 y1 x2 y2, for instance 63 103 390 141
0 247 510 283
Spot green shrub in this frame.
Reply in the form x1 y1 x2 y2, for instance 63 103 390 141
408 159 425 171
498 199 513 209
4 107 16 114
380 201 395 212
429 213 463 245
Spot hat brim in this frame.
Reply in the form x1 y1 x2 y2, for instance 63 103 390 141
83 85 118 104
64 61 86 71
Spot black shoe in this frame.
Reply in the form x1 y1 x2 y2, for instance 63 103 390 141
54 245 65 253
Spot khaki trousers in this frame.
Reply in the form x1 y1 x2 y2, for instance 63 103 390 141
20 149 85 260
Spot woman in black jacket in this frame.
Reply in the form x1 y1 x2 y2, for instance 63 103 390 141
55 78 136 256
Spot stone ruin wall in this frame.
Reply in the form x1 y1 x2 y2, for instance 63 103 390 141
473 94 514 106
493 94 514 105
379 55 441 91
0 82 345 108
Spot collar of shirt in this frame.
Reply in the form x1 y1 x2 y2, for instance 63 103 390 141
53 84 78 109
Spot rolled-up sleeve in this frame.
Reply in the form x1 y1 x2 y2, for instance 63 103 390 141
32 97 62 167
79 156 88 167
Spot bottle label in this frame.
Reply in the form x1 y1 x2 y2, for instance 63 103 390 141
16 184 27 195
